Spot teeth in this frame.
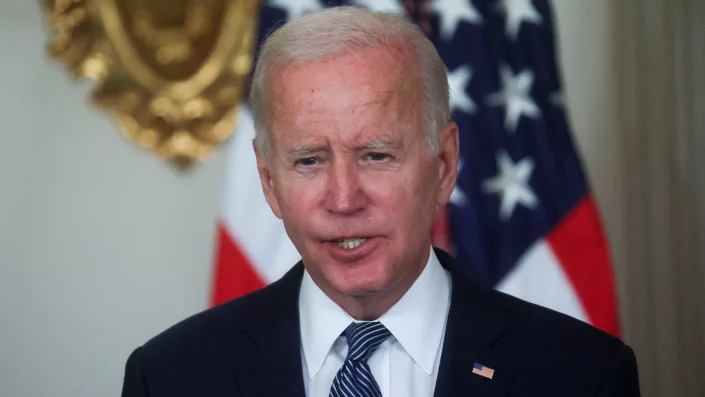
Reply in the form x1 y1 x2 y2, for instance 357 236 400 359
336 238 366 250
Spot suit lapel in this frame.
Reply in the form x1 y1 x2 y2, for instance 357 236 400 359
231 251 515 397
232 263 307 397
433 249 513 397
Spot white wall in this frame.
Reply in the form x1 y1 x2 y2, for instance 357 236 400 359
0 2 227 396
0 1 627 396
553 0 626 277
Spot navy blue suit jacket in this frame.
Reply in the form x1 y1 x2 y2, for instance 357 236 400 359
121 249 640 396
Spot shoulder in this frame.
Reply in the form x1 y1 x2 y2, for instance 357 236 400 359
121 264 304 394
485 284 623 352
490 288 639 393
436 247 623 354
137 263 303 366
450 271 639 393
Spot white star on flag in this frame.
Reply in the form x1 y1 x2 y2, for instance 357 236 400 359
269 0 322 19
486 65 541 133
351 0 405 14
495 0 543 39
450 158 468 207
428 0 483 40
448 65 476 114
482 151 538 221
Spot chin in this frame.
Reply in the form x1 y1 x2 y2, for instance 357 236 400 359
303 244 400 297
328 268 393 298
334 281 385 298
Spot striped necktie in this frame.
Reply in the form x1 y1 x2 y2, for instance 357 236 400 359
329 321 392 397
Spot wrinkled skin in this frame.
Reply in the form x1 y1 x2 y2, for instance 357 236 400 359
255 43 459 320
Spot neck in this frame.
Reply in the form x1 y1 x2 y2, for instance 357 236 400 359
336 287 410 321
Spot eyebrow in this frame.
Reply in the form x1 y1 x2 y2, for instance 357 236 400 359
356 138 402 151
285 144 325 157
284 138 403 157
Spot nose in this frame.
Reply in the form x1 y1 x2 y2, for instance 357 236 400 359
325 159 368 215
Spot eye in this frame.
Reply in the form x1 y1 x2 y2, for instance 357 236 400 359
367 152 389 161
295 157 319 167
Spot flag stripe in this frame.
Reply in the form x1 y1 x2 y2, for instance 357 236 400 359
496 238 589 323
219 105 301 287
211 222 266 305
547 196 620 336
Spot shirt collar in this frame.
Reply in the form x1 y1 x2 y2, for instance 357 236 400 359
299 269 354 379
298 248 451 378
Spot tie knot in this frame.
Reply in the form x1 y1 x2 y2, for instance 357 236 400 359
342 321 391 363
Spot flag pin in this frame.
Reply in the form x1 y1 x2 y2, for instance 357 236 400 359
472 362 495 379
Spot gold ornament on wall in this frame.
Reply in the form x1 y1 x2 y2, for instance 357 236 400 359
43 0 260 168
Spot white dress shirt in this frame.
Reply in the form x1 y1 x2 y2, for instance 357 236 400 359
298 249 452 397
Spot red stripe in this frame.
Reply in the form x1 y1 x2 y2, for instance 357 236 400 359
546 196 621 336
210 222 266 306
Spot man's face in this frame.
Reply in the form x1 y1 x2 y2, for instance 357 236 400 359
256 44 458 312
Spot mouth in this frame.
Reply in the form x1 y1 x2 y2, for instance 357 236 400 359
324 236 380 262
335 238 367 250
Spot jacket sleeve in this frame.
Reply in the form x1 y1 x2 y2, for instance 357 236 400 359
121 347 149 397
598 343 641 397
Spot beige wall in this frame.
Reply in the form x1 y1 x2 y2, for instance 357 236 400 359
554 0 626 272
0 2 227 395
0 1 702 396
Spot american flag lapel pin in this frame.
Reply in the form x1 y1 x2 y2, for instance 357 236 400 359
472 362 495 379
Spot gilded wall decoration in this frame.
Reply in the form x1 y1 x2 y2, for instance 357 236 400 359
43 0 260 168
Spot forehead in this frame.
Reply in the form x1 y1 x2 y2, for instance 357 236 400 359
266 44 423 131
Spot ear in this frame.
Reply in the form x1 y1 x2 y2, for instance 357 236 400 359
253 139 283 219
435 121 460 207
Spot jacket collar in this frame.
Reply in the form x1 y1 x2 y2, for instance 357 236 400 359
232 263 307 397
232 248 513 397
433 248 513 397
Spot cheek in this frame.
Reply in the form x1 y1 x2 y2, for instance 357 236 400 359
370 173 439 242
369 170 435 206
274 183 317 246
363 174 402 202
364 175 420 229
274 176 324 218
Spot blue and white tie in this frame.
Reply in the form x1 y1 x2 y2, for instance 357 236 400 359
329 321 392 397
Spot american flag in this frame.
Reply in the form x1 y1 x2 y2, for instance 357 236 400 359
472 362 495 379
213 0 620 336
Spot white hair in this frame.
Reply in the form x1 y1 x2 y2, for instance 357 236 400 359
249 6 450 160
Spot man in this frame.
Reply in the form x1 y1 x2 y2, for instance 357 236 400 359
122 7 640 396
